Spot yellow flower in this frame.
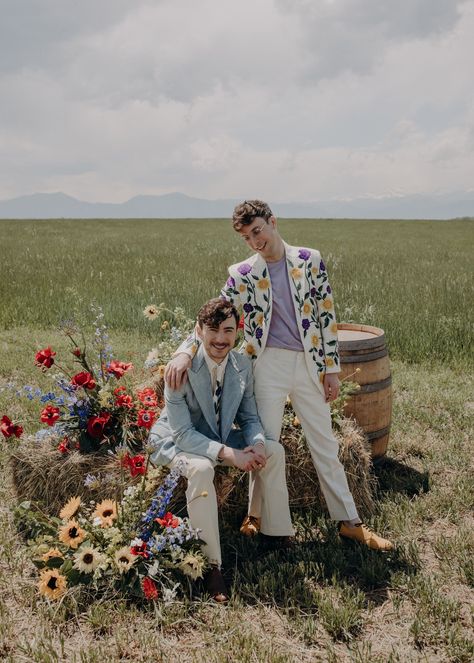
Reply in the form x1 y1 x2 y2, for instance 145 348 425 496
114 547 137 574
303 302 311 314
238 284 246 293
291 268 302 280
58 519 86 549
59 496 81 521
311 334 320 347
143 305 159 320
245 343 256 357
93 500 117 528
38 568 67 600
322 299 333 310
325 357 335 367
161 321 169 330
41 548 64 563
257 277 269 290
179 553 205 580
311 266 318 276
330 321 338 334
73 545 105 574
98 387 113 408
256 313 264 326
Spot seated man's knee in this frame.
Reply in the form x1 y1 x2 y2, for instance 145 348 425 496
186 457 215 482
264 439 285 461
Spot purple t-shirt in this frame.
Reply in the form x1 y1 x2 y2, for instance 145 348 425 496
266 255 304 351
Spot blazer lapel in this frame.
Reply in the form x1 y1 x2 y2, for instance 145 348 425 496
187 346 219 437
219 352 246 441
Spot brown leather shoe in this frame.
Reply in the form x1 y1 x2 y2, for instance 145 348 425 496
203 566 229 603
339 523 394 551
240 515 261 537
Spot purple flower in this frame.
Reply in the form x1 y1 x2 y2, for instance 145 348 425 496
310 287 317 297
255 328 263 339
327 285 331 294
302 319 310 330
319 260 326 272
226 276 235 288
238 263 252 276
243 303 254 313
319 349 324 357
298 249 311 261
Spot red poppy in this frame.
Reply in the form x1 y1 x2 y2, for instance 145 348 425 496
107 360 133 379
142 576 159 600
130 541 150 558
137 409 156 429
122 453 146 477
71 371 96 390
86 412 111 439
115 393 133 409
57 438 69 453
40 405 60 427
238 314 245 330
114 386 126 395
35 347 56 369
71 348 82 358
137 388 158 407
1 415 23 439
156 512 179 529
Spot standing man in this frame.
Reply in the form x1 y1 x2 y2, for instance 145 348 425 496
150 298 294 602
166 200 393 552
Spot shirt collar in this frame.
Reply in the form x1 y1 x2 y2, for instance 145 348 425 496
202 346 229 384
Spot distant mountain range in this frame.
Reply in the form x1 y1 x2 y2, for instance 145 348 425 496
0 191 473 219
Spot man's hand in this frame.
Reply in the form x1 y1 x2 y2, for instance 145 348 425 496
219 447 262 472
243 442 266 469
164 354 192 390
323 373 340 403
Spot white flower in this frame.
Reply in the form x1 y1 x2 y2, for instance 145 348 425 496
130 537 144 548
162 584 179 605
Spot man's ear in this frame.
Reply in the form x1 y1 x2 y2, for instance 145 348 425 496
195 322 202 339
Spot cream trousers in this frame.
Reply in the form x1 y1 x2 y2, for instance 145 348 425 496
251 347 359 522
169 438 294 567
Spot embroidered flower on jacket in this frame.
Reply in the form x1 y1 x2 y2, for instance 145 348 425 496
291 268 302 280
322 299 333 310
298 248 311 260
257 278 269 290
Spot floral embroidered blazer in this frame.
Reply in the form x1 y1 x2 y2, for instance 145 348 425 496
221 242 340 388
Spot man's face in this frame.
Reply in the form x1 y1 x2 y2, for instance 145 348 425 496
197 315 237 363
236 216 280 261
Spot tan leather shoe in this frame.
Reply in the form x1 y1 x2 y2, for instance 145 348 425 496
339 523 394 551
240 515 261 537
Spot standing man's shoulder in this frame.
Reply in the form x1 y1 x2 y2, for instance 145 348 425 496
228 349 252 373
284 242 321 263
228 253 260 276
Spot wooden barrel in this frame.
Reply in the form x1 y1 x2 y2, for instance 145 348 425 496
337 323 392 457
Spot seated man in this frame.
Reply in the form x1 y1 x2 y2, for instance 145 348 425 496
149 298 294 602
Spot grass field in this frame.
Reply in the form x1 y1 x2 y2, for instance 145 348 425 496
0 218 473 662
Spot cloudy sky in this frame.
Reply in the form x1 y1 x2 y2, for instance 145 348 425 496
1 0 473 203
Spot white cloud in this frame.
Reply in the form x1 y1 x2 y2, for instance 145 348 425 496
0 0 473 202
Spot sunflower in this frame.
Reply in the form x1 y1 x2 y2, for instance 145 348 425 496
325 357 335 367
330 321 338 334
42 548 64 563
256 313 264 326
58 519 86 549
257 277 269 290
59 496 81 520
143 304 159 320
311 334 320 347
73 545 105 574
303 302 311 314
322 299 333 310
245 343 256 358
38 568 67 600
238 284 246 293
114 546 136 574
291 268 302 280
92 499 117 528
179 553 205 580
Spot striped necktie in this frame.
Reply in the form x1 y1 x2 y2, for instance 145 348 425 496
213 378 222 431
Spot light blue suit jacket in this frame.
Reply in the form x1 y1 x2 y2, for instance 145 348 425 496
149 347 265 466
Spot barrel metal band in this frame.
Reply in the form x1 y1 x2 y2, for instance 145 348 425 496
340 348 388 364
356 375 392 394
366 425 391 440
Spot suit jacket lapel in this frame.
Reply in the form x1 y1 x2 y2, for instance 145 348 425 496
187 346 219 437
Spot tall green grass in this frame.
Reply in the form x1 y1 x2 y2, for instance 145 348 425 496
1 218 472 363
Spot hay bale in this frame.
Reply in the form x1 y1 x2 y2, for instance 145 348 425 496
218 417 376 520
10 440 121 516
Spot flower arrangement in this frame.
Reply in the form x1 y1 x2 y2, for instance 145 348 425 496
19 459 208 603
1 308 163 454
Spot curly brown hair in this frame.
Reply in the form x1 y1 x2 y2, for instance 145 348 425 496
232 199 273 230
197 298 239 329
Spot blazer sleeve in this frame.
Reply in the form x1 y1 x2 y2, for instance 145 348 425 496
234 365 266 446
164 383 223 461
312 249 340 374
